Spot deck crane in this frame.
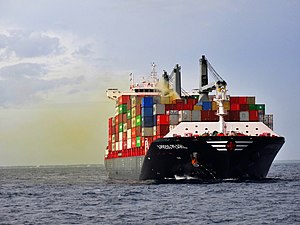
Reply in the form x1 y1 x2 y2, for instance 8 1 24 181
198 55 227 103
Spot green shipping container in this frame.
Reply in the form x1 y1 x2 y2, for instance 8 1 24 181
127 110 131 119
249 104 265 111
136 115 141 126
256 104 265 111
249 104 256 110
119 104 127 114
118 123 123 132
136 136 141 147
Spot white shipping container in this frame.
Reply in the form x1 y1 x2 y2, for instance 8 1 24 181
112 143 116 151
112 134 116 143
132 117 136 127
127 129 131 139
119 132 123 141
153 126 157 136
153 96 161 104
132 107 136 117
179 110 192 122
240 111 249 121
258 110 265 122
191 110 201 121
118 140 122 150
142 127 153 136
166 110 179 115
127 138 132 149
263 115 273 130
153 104 165 115
115 142 119 151
169 114 179 125
131 96 137 107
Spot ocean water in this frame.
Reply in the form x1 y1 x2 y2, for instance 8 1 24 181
0 162 299 225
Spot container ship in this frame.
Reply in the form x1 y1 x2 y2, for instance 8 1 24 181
105 56 285 180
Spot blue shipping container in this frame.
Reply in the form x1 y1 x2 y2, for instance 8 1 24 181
202 101 212 110
142 97 153 107
142 116 154 127
153 115 157 126
142 107 153 117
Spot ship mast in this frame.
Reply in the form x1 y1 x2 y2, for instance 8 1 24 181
214 81 229 133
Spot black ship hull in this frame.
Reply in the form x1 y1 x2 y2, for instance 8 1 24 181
105 136 284 181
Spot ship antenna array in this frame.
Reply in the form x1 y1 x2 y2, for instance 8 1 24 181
151 62 157 79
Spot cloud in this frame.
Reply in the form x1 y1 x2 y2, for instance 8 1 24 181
0 62 84 106
0 28 109 106
0 30 64 59
0 63 47 79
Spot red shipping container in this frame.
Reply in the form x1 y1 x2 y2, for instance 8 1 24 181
122 141 127 150
182 104 193 110
131 127 136 138
127 101 131 111
118 95 130 105
136 105 141 115
127 120 131 129
157 115 170 125
118 114 123 123
109 126 112 135
111 125 116 134
115 124 119 133
136 126 141 136
131 138 136 148
108 117 113 128
231 103 240 111
228 111 240 121
115 115 119 125
108 135 112 142
156 125 169 136
240 104 249 111
230 96 239 104
122 114 127 123
115 132 119 142
249 110 259 121
165 104 175 111
122 132 127 140
201 110 218 121
187 98 197 105
238 97 247 104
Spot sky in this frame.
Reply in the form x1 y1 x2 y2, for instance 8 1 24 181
0 0 299 166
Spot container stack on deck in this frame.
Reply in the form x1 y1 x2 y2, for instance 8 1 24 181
106 94 274 159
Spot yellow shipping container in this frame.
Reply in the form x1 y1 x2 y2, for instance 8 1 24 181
160 96 171 104
193 105 202 110
211 101 230 110
212 102 218 110
224 101 230 110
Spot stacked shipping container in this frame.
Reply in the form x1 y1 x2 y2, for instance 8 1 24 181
107 95 273 159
